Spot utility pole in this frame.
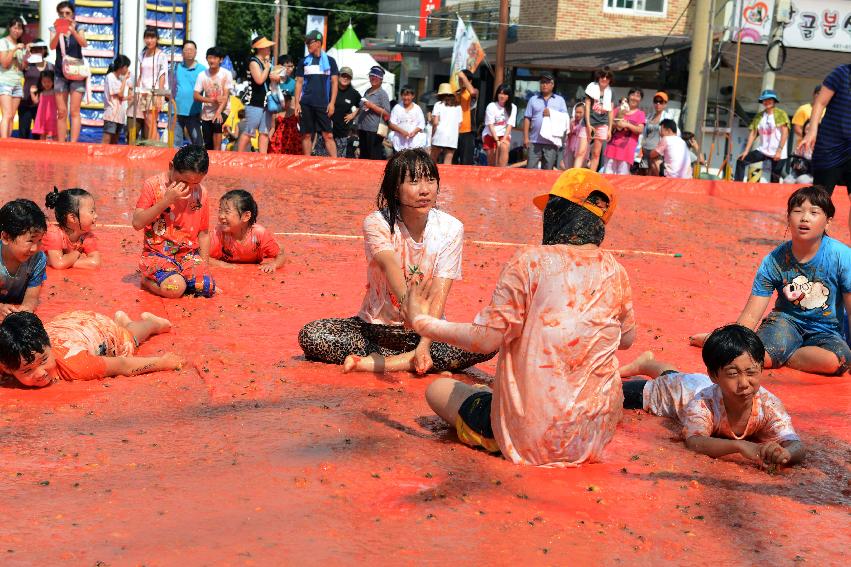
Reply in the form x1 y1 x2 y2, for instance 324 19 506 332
494 0 509 92
683 0 714 139
279 0 289 55
761 0 791 91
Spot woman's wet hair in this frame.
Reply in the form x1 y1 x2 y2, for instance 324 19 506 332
0 199 47 238
171 145 209 174
0 312 50 371
220 189 258 226
701 324 765 377
787 185 835 219
377 149 439 234
542 194 606 246
45 187 92 229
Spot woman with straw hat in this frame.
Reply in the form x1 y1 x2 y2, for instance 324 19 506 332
430 82 462 164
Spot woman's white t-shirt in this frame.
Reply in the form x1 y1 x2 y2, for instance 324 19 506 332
390 103 427 151
431 101 462 148
137 50 169 91
358 209 464 326
483 101 517 140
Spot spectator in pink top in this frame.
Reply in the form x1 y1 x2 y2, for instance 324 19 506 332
603 88 645 175
403 168 636 466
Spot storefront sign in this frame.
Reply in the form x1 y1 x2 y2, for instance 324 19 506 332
419 0 442 39
734 0 851 52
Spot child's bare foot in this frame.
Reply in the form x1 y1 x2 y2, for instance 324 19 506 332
689 333 708 347
141 312 172 333
343 355 363 373
619 350 655 378
113 310 132 328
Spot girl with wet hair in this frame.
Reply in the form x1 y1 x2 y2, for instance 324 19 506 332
402 168 636 466
209 189 285 273
298 149 496 374
43 187 100 269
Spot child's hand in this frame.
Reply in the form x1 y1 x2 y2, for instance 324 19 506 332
402 281 431 327
164 181 190 204
737 440 762 463
259 263 276 274
688 332 708 347
0 304 20 318
758 441 792 465
159 352 184 371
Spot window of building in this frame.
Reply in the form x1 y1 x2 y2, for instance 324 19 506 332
604 0 667 17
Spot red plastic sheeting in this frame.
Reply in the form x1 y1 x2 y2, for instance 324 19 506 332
0 139 848 565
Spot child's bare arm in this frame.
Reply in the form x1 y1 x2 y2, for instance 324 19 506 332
19 285 41 313
260 250 286 273
685 435 752 459
197 229 211 262
373 250 409 305
736 294 771 330
132 182 190 229
74 251 101 269
102 352 183 377
46 249 82 269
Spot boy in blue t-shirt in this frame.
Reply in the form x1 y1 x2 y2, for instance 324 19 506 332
691 186 851 376
0 199 48 317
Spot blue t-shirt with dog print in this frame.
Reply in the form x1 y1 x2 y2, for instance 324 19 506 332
752 236 851 337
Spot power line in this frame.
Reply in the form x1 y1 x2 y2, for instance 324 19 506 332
216 0 557 30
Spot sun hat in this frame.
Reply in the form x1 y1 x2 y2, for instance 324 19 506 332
339 66 353 77
251 36 274 49
304 30 323 44
368 65 385 78
758 89 779 102
436 83 454 96
533 168 618 224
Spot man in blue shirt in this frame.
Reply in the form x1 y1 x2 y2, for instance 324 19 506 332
522 73 568 170
799 64 851 238
173 40 205 146
295 30 339 157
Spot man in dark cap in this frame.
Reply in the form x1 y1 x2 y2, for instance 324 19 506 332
523 72 568 170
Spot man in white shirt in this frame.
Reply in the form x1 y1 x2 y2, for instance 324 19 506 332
650 119 692 179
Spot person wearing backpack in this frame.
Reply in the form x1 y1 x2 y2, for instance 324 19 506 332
238 36 278 154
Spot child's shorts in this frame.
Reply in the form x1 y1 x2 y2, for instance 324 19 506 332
103 120 125 135
757 312 851 375
139 251 216 297
455 390 500 453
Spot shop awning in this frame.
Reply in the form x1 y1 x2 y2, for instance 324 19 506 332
719 43 846 81
484 35 692 72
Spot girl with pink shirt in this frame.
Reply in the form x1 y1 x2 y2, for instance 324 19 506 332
565 103 588 169
298 149 495 374
402 169 636 466
603 88 645 175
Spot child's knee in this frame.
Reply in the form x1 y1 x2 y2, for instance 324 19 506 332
156 274 187 298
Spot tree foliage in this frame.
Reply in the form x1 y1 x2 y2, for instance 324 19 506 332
216 0 378 78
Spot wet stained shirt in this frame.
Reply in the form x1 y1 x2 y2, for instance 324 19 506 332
136 173 210 259
210 224 280 264
473 245 635 466
47 311 137 382
358 209 463 326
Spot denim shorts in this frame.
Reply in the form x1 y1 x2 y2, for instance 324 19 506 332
0 83 23 97
757 311 851 374
241 105 273 136
54 74 86 94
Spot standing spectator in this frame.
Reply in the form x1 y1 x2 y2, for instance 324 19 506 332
49 2 87 143
734 89 789 183
389 85 426 152
173 40 205 146
640 91 677 176
238 36 277 154
604 88 645 175
276 54 295 96
101 55 131 145
565 103 589 169
791 85 820 147
134 27 169 141
483 83 516 167
430 82 462 164
194 46 233 151
650 119 691 179
584 69 614 172
787 119 813 184
453 69 478 165
295 29 339 157
682 131 706 169
522 72 568 170
1 17 27 138
18 40 52 140
315 65 360 158
31 70 57 140
357 66 391 160
798 63 851 236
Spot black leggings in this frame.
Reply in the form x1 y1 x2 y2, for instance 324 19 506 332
298 316 496 372
358 130 385 160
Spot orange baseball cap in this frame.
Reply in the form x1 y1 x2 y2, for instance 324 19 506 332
654 91 669 102
532 168 617 224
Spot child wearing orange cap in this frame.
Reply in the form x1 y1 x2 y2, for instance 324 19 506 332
402 168 636 466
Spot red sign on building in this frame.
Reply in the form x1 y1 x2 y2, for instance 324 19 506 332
419 0 442 39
